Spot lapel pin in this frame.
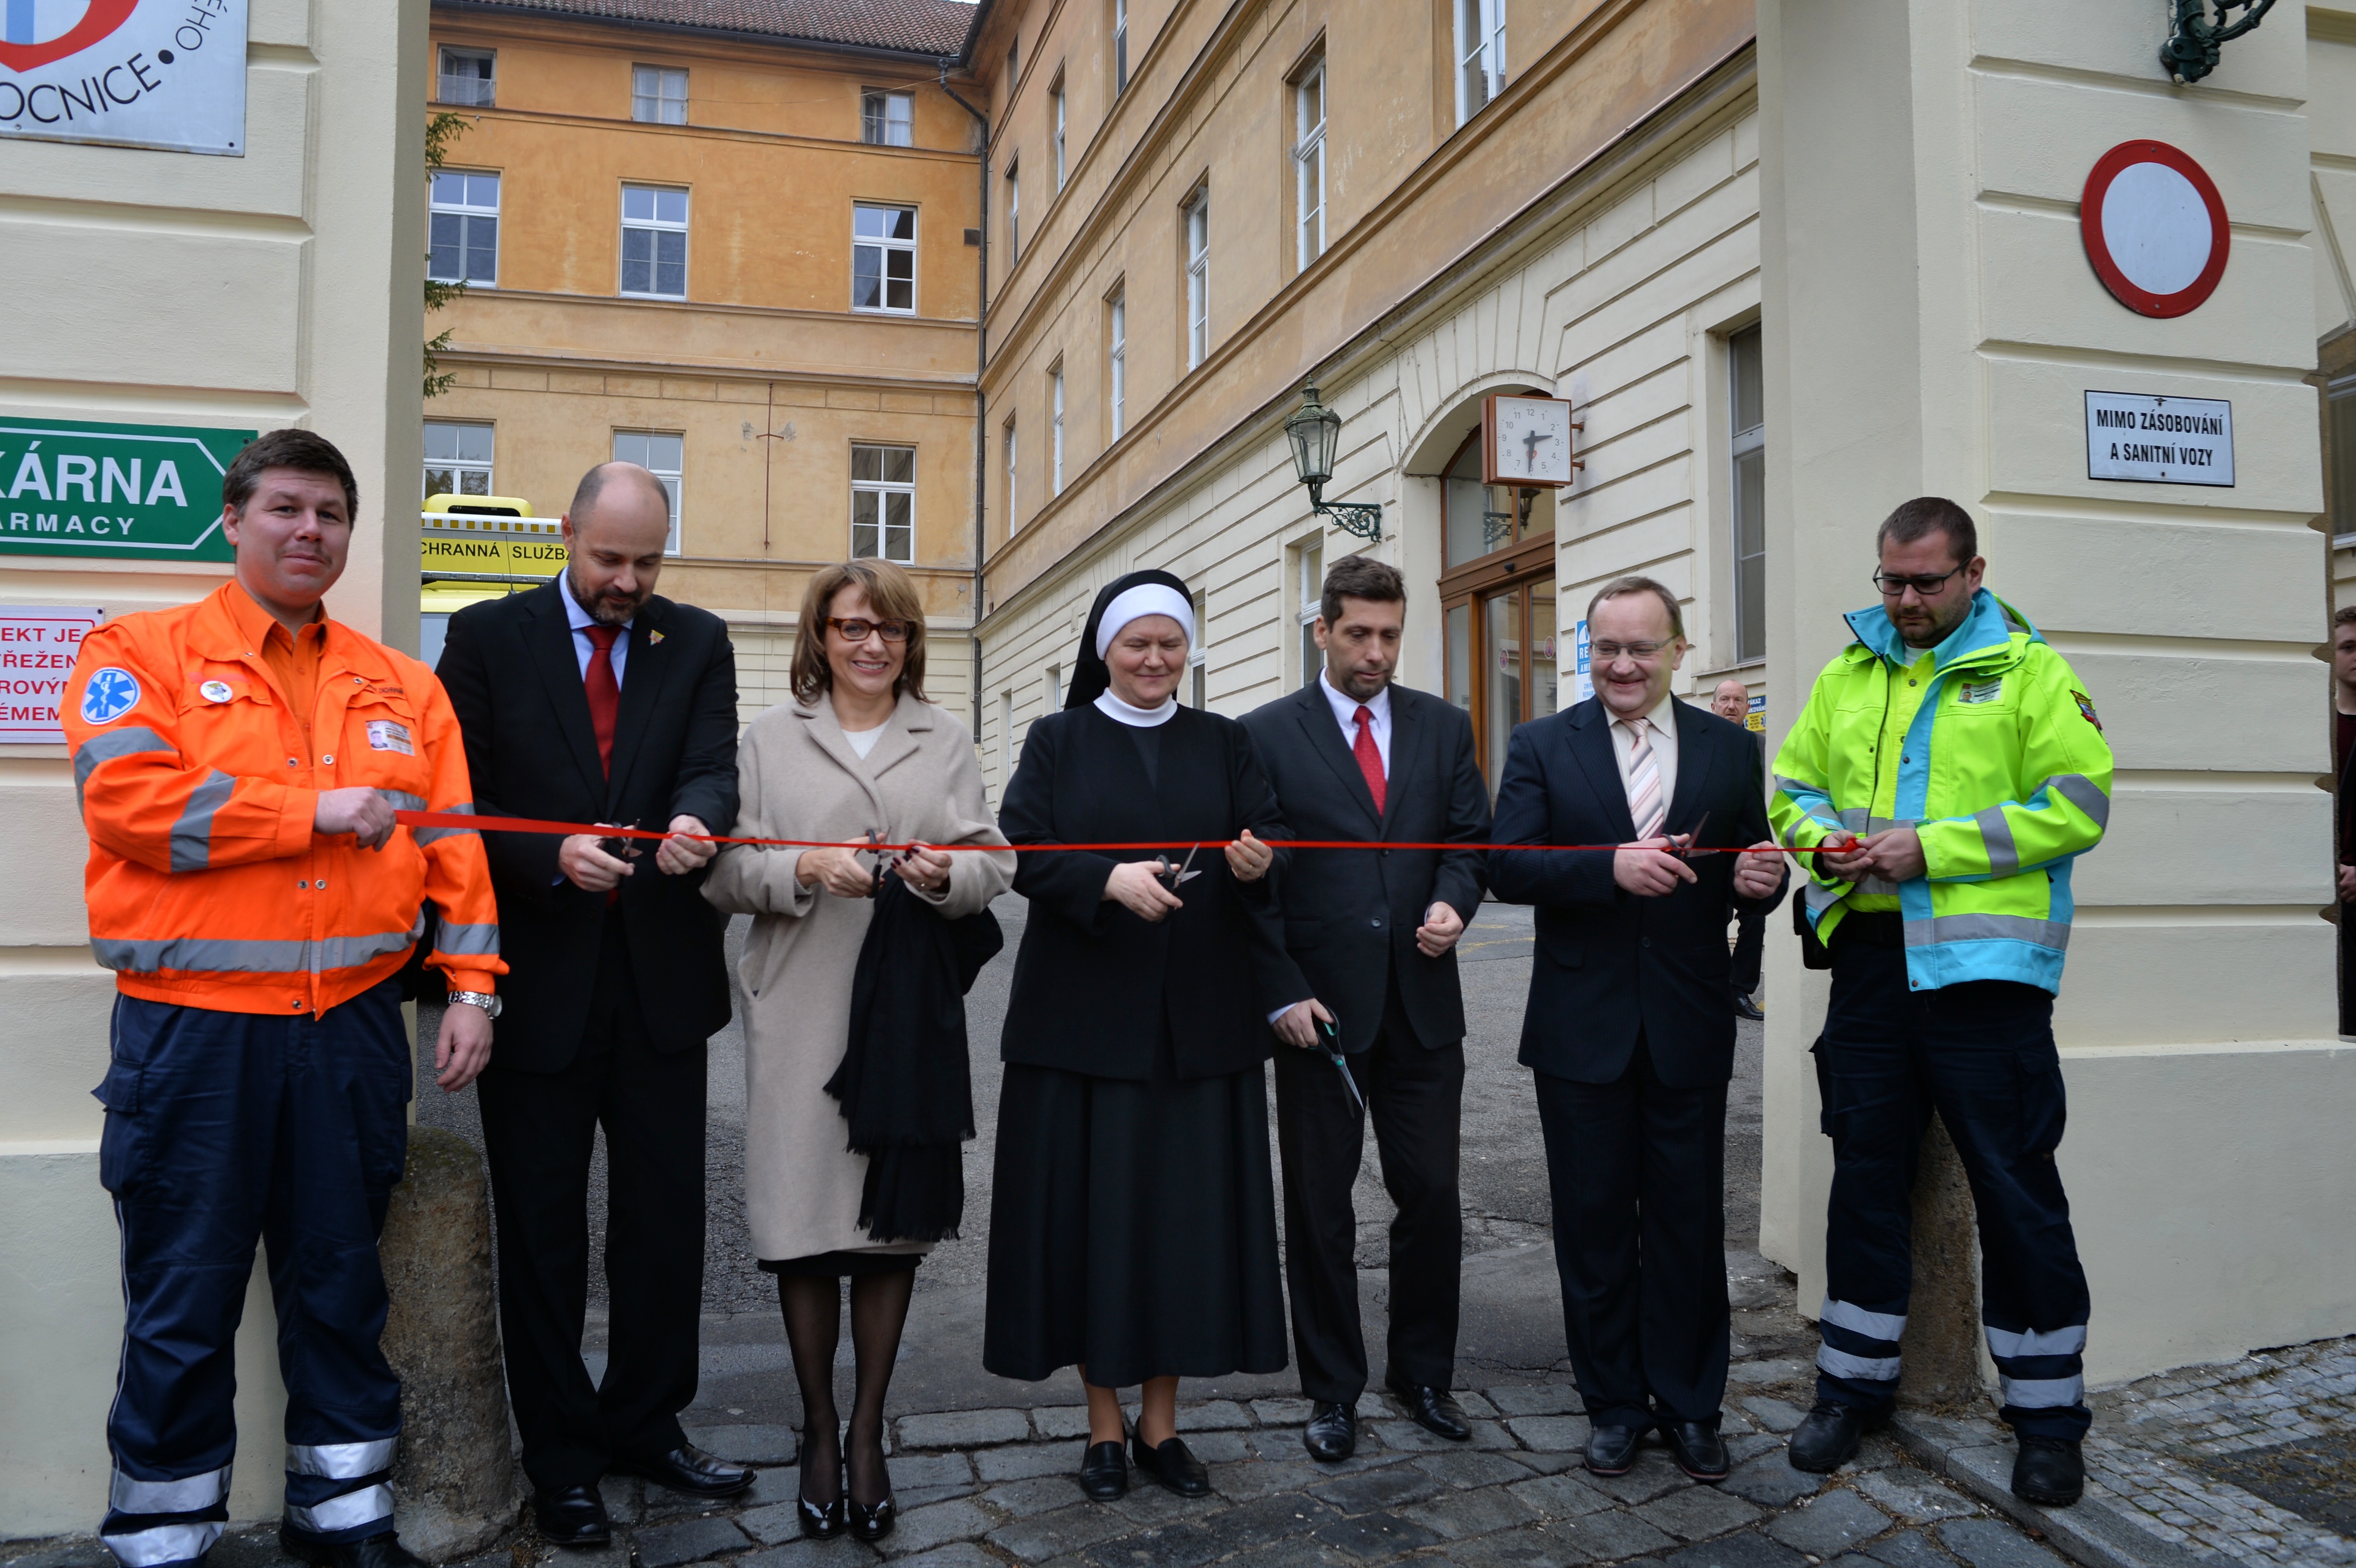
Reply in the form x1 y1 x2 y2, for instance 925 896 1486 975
199 680 232 704
646 629 665 645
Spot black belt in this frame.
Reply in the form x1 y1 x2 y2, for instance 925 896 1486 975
1832 910 1905 949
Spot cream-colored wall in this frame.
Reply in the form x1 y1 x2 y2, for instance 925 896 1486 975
1757 0 2346 1385
0 0 428 1534
2318 10 2356 612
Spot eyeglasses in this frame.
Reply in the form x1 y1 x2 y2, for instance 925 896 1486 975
1591 641 1669 661
826 617 912 643
1873 565 1966 598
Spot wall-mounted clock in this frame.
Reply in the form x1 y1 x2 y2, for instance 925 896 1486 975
1482 393 1579 487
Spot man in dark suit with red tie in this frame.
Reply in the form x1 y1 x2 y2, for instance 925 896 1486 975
437 463 746 1546
1242 556 1491 1463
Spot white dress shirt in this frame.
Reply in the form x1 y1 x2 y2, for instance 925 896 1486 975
1318 669 1392 777
1607 693 1681 833
559 569 632 687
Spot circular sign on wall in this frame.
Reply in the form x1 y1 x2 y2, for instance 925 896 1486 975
2081 141 2230 318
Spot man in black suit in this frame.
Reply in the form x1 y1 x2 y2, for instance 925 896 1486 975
1710 679 1768 1022
1490 576 1787 1484
1242 555 1491 1464
437 463 748 1545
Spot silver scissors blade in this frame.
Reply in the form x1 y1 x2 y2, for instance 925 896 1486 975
1161 843 1203 886
1329 1050 1365 1110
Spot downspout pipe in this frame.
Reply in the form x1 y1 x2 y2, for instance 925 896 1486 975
939 62 991 744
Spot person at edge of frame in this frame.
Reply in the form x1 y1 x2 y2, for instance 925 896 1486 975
1711 678 1769 1023
2330 606 2356 1033
63 428 504 1568
1240 554 1492 1464
1770 496 2112 1509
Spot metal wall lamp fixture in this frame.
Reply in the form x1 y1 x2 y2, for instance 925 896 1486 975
2161 0 2274 84
1283 385 1384 543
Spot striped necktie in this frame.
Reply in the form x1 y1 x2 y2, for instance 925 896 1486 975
1621 717 1664 841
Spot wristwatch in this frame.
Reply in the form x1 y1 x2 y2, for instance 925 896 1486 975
447 990 503 1020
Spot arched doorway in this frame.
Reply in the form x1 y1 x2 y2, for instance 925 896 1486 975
1436 427 1557 796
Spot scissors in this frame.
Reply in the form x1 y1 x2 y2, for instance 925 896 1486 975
1156 844 1204 888
1672 811 1715 859
1318 1015 1364 1111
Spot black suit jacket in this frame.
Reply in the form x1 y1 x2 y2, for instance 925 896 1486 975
1240 681 1490 1053
1489 697 1786 1088
437 583 740 1073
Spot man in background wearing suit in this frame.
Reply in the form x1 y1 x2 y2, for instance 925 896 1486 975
1711 679 1768 1022
438 463 747 1546
1490 577 1787 1484
1243 556 1491 1464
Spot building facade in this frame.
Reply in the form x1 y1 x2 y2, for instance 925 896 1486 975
420 0 987 724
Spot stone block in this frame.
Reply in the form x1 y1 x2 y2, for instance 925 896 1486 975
1505 1414 1591 1453
876 1499 993 1558
1763 1488 1891 1556
684 1424 799 1466
1582 1449 1691 1505
1549 1508 1678 1560
1085 1521 1223 1568
1664 1530 1809 1568
1453 1390 1500 1417
1901 1118 1989 1411
1742 1397 1808 1434
1483 1385 1581 1417
1723 1451 1829 1508
984 1476 1091 1520
740 1467 802 1508
1727 1434 1784 1464
897 1409 1029 1449
597 1473 643 1523
1309 1510 1443 1558
1031 1407 1093 1440
1639 1485 1767 1541
977 1444 1077 1482
1935 1518 2070 1568
1189 1493 1344 1557
1413 1450 1538 1489
1439 1523 1581 1568
1728 1360 1811 1387
1211 1459 1330 1500
1505 1470 1616 1521
735 1500 808 1546
985 1503 1128 1564
1854 1469 1977 1523
632 1515 752 1568
1399 1484 1538 1539
1176 1400 1253 1431
1252 1398 1316 1426
890 1453 976 1492
378 1129 518 1562
895 1547 997 1568
1309 1464 1445 1514
740 1544 871 1568
1861 1528 1957 1568
1177 1431 1250 1464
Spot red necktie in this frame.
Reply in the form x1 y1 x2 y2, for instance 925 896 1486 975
1353 705 1386 816
583 624 621 777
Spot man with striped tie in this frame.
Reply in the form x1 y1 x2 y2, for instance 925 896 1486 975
1490 576 1788 1484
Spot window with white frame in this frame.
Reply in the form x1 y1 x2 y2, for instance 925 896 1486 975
1003 419 1018 526
423 421 494 499
611 430 685 553
853 205 917 313
851 444 916 564
621 185 688 299
1051 75 1068 190
1045 663 1062 712
1106 286 1126 440
1189 588 1208 708
439 46 495 106
1113 0 1129 95
428 170 500 286
1294 59 1326 269
1184 189 1209 370
862 88 913 146
1006 161 1021 264
999 689 1015 780
1729 323 1766 664
632 65 687 124
1455 0 1506 124
1296 540 1323 691
1049 364 1066 495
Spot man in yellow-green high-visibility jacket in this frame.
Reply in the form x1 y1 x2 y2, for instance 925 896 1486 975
1769 497 2112 1510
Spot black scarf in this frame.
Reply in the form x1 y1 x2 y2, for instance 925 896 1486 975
1064 567 1195 710
825 875 1003 1242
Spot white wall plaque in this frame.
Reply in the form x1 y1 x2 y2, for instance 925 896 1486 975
0 606 103 744
2084 392 2233 487
0 0 250 155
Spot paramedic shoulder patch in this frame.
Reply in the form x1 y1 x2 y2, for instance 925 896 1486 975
2072 691 2102 731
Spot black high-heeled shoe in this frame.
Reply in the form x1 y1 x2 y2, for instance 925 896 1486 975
797 1425 847 1541
846 1429 895 1544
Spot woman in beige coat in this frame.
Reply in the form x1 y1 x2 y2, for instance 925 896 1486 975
702 558 1013 1544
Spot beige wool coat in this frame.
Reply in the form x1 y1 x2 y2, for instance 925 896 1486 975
702 690 1014 1263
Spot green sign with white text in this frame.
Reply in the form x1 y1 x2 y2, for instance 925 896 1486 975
0 416 252 562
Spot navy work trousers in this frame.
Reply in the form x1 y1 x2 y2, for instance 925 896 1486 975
96 982 412 1567
1813 941 2093 1441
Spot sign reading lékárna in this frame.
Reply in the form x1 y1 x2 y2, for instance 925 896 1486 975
0 0 249 155
2084 392 2234 486
0 416 251 561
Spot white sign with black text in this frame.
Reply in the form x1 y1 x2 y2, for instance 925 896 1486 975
2084 392 2234 487
0 0 249 155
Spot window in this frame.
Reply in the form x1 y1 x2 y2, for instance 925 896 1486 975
1455 0 1506 124
1106 286 1126 440
1294 59 1326 268
1184 189 1209 370
999 689 1016 780
422 422 494 499
1003 418 1018 525
632 65 687 124
1045 663 1062 712
428 171 500 286
1010 39 1021 87
1113 0 1129 95
611 430 684 553
853 205 917 313
1729 323 1766 663
1296 540 1323 691
1049 364 1066 495
1006 161 1021 264
2329 368 2356 544
1051 76 1068 190
1437 425 1558 795
438 46 495 107
1189 588 1208 708
621 185 688 299
851 445 916 564
862 89 913 146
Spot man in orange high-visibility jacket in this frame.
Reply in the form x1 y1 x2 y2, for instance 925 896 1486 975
63 429 503 1568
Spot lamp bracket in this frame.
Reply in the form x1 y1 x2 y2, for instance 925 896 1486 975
1315 499 1385 543
2161 0 2275 84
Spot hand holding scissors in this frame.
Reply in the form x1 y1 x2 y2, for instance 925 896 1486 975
1103 858 1186 921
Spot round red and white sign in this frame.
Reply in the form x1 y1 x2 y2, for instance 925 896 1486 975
2081 141 2230 318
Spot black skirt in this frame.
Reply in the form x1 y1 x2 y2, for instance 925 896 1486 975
983 1018 1287 1388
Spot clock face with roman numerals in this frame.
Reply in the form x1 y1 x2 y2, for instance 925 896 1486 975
1484 394 1575 487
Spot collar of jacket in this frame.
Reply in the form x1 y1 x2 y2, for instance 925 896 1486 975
188 581 392 679
1840 587 2040 677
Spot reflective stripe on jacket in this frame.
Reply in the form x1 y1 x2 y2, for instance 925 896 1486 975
1767 588 2113 994
64 583 504 1015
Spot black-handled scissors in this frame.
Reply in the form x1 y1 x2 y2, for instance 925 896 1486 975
1156 844 1203 888
1673 811 1715 859
1318 1015 1364 1111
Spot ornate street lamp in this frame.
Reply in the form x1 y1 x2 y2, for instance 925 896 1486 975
2161 0 2274 84
1283 384 1384 542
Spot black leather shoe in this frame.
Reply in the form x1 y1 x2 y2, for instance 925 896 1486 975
279 1529 429 1568
1130 1433 1211 1496
1584 1423 1643 1476
1662 1420 1730 1481
1304 1401 1358 1463
2012 1436 2085 1506
1079 1439 1129 1501
1787 1401 1885 1473
1734 994 1766 1022
526 1485 611 1548
1386 1375 1472 1441
608 1442 755 1498
847 1489 897 1542
796 1423 846 1539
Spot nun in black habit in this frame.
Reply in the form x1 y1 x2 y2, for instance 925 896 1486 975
984 568 1293 1501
